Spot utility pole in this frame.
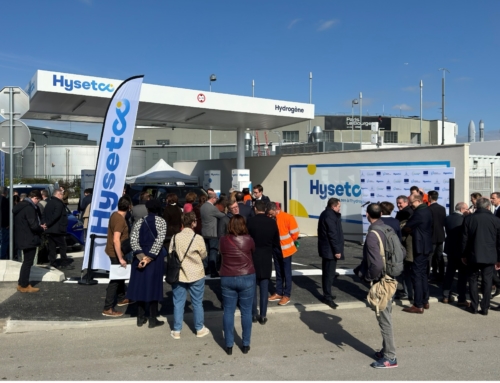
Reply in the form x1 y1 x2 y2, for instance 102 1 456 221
420 80 423 146
438 68 450 145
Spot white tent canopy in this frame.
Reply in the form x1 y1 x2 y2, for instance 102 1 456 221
126 159 198 184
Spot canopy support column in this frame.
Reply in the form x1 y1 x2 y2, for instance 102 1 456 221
237 126 245 169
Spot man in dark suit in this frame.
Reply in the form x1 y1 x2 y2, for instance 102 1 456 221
317 198 344 309
402 194 433 313
442 202 469 305
252 184 270 206
462 197 500 315
247 200 282 324
489 192 500 297
235 192 255 220
43 188 73 270
395 195 413 222
427 190 446 282
491 192 500 219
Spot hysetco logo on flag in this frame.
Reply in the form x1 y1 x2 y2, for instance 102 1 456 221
82 75 144 271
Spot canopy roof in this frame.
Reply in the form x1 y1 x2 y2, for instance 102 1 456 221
23 70 314 131
125 159 198 184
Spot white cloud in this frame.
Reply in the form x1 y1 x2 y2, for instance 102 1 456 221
393 104 412 111
288 19 301 29
317 19 339 31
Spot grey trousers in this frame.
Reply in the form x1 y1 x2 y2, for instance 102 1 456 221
376 296 396 360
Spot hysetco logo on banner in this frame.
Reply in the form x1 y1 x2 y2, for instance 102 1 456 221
82 75 144 272
289 164 363 220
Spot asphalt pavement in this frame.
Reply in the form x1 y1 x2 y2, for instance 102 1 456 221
0 237 445 322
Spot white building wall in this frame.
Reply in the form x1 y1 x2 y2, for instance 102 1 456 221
175 144 469 239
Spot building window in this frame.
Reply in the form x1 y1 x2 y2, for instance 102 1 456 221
152 152 159 160
410 133 421 144
282 131 299 143
157 139 170 145
384 131 398 143
134 140 145 146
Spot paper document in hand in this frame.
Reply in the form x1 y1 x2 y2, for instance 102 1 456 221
109 265 131 280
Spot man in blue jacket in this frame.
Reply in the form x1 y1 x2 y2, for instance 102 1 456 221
317 198 344 309
402 194 433 314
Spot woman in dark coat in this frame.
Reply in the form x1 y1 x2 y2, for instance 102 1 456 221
246 200 282 325
128 199 167 328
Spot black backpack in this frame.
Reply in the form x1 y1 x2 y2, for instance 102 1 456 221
165 233 196 285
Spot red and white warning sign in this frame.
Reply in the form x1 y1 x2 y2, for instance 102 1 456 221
197 93 206 103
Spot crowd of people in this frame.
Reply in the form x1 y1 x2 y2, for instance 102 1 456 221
320 186 500 368
6 180 500 368
101 184 299 356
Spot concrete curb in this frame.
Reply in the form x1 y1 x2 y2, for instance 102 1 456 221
0 261 65 282
2 297 440 334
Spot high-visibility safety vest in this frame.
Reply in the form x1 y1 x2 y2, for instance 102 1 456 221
276 211 300 258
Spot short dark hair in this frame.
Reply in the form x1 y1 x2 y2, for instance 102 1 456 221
255 200 267 212
207 188 214 193
428 190 439 201
167 193 178 204
242 188 250 195
327 198 340 208
84 188 93 194
140 191 151 201
41 189 49 197
471 192 482 199
367 203 382 219
396 195 408 202
235 192 244 202
476 197 491 210
227 214 248 236
28 190 42 199
253 184 263 193
118 196 131 211
379 201 394 215
491 192 500 199
410 186 419 193
182 211 197 227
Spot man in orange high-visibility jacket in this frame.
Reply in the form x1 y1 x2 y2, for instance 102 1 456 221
267 202 299 306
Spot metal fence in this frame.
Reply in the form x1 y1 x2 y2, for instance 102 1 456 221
469 168 500 197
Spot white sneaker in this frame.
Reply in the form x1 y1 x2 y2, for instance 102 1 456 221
170 331 181 340
196 326 210 338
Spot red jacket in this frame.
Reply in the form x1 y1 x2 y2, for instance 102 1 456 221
219 234 256 277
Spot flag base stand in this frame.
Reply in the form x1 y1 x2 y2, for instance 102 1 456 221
77 234 104 286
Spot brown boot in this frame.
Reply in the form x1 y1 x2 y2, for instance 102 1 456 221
17 284 40 293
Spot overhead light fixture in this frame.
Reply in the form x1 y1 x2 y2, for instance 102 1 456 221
184 112 206 122
71 100 86 113
50 115 61 120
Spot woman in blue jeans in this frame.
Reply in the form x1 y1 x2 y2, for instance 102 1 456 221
169 212 209 339
219 215 256 355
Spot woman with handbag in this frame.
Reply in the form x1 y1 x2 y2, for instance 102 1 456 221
219 215 256 355
168 211 209 339
128 199 167 328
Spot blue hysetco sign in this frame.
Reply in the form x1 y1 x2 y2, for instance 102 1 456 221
53 74 114 92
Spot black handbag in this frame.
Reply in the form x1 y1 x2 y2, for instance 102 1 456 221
166 233 196 285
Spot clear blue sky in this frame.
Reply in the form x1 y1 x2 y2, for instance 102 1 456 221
1 0 499 142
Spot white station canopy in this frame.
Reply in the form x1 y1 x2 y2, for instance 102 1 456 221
23 70 314 131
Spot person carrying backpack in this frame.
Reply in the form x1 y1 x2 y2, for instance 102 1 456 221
354 203 404 369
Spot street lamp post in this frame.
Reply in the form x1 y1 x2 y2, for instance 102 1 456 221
209 74 216 92
420 80 423 146
209 74 217 159
351 99 358 143
438 68 450 145
309 72 312 134
359 92 363 145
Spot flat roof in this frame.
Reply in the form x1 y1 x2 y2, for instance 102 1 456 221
23 70 314 131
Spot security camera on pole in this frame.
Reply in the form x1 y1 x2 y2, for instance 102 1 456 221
0 87 31 261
